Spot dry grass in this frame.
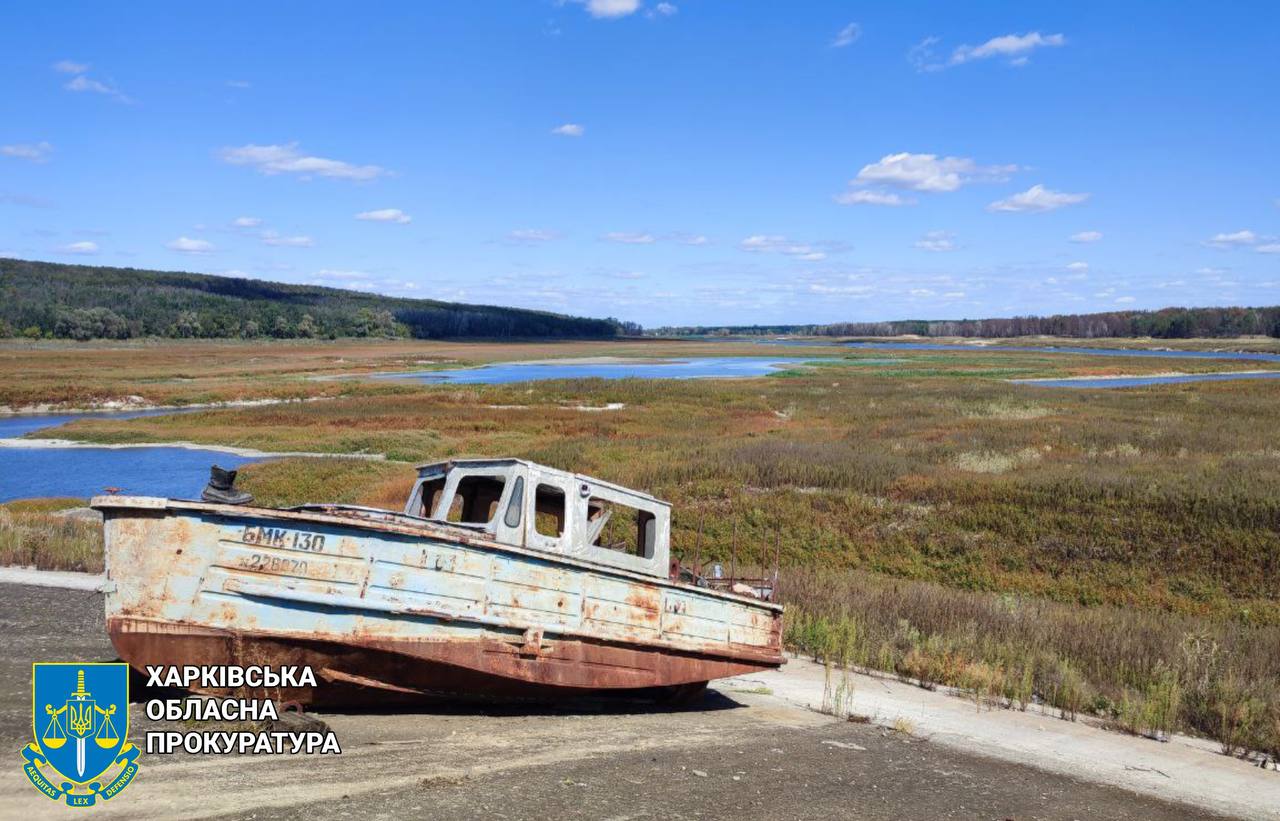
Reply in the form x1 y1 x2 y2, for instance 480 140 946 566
6 337 1280 755
781 567 1280 756
30 351 1280 624
0 338 777 409
0 503 103 572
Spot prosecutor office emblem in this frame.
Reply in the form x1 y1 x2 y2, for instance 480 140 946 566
20 663 140 807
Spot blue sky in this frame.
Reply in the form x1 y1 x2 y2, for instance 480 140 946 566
2 1 1277 327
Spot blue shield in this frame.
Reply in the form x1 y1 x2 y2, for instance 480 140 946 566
31 663 129 785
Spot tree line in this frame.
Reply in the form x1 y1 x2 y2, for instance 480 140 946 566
650 306 1280 340
0 258 630 341
816 306 1280 339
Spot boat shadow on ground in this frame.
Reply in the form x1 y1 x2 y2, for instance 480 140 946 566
312 688 748 717
125 665 747 717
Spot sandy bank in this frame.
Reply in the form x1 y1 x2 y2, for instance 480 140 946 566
0 437 386 460
0 396 324 416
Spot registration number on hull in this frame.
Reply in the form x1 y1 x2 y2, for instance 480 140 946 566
240 525 327 552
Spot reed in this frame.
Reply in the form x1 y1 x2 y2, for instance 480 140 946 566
6 337 1280 753
0 503 103 572
780 566 1280 756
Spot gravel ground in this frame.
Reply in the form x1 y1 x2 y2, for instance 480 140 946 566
0 584 1224 820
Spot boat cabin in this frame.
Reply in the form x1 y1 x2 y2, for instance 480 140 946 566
405 458 671 578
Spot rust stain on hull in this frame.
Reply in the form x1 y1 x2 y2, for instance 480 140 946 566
95 459 784 705
109 616 772 706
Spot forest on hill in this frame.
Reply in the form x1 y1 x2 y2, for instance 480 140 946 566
0 258 631 340
651 305 1280 339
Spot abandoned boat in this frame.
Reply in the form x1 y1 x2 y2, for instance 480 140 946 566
92 458 784 705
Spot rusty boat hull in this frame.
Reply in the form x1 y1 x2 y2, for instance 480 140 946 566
93 496 784 706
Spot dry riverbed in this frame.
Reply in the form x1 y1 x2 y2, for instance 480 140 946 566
0 582 1273 820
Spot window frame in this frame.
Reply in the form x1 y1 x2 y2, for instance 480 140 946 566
526 475 573 551
584 494 657 560
572 482 668 575
432 466 514 527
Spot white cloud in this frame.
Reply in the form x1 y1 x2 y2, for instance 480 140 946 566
908 37 945 72
915 230 956 252
1257 243 1280 254
1 142 53 162
232 216 262 228
61 241 99 255
226 80 252 89
53 60 89 75
988 184 1089 213
740 235 827 260
1070 230 1102 243
952 32 1066 66
912 32 1066 72
355 208 412 224
671 233 709 245
551 123 585 137
53 59 132 103
603 231 656 244
854 152 1016 193
260 231 314 247
652 2 677 15
218 143 387 181
741 235 783 251
66 75 110 93
1115 296 1136 304
1066 261 1089 272
833 23 861 48
313 269 371 282
1206 229 1258 248
834 189 914 207
166 237 215 254
64 74 132 103
569 0 641 18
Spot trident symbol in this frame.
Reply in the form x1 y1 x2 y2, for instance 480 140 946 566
43 669 118 778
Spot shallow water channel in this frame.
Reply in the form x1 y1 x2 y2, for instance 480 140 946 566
0 409 258 503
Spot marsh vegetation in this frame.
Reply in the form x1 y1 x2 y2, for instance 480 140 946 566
3 337 1279 755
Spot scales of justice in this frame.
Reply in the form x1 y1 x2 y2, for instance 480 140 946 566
40 669 120 778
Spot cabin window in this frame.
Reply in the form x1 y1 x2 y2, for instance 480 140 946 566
444 474 507 524
533 484 566 538
419 476 447 518
585 496 657 559
503 476 524 528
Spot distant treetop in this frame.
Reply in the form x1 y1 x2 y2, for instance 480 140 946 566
650 307 1280 340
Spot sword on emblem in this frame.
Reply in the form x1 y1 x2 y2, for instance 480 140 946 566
64 670 95 777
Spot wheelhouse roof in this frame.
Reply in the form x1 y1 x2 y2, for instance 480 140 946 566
414 457 670 508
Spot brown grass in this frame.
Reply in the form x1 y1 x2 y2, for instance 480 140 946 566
0 504 103 572
5 337 1280 755
781 567 1280 756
